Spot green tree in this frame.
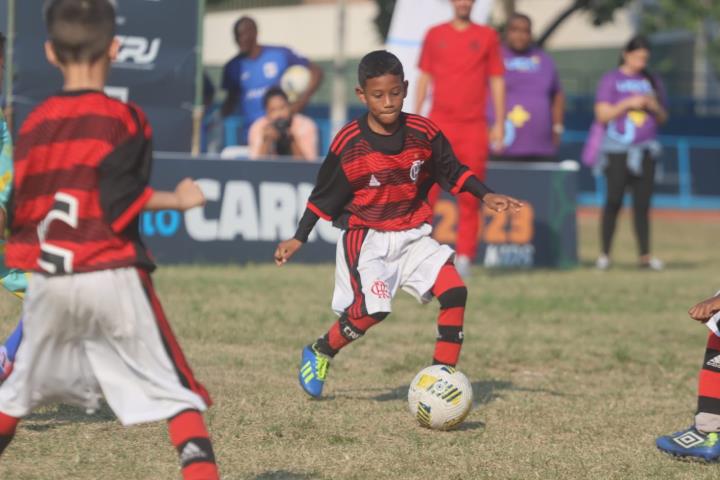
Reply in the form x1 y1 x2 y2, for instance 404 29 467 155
536 0 632 47
641 0 720 75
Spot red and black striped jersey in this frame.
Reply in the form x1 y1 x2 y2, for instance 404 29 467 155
7 90 155 274
306 113 476 232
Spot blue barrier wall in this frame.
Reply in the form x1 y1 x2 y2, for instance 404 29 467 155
146 155 578 268
560 131 720 210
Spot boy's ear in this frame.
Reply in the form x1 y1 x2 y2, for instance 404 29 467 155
108 37 121 62
355 85 368 106
44 41 60 67
402 79 409 99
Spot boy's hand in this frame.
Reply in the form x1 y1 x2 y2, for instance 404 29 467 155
482 193 523 213
275 238 303 266
175 178 206 211
689 295 720 322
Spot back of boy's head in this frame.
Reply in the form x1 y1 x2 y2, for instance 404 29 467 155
44 0 116 64
357 50 404 87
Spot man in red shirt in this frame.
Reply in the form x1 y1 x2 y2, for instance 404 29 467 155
416 0 506 277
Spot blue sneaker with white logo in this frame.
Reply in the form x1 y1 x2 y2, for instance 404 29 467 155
656 426 720 462
298 344 331 398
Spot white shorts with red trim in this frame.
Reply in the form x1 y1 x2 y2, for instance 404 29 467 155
0 268 208 425
332 224 455 317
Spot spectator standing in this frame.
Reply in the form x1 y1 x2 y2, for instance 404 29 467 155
415 0 505 277
489 13 564 162
593 35 668 271
221 16 323 144
248 87 318 161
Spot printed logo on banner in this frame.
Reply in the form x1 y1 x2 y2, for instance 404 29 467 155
141 179 340 245
104 86 129 103
433 201 536 268
114 35 162 70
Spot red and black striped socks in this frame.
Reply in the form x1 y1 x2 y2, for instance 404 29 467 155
697 333 720 423
315 313 387 357
168 410 218 480
431 263 467 366
0 411 18 456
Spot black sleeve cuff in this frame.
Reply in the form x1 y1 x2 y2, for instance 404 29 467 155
294 208 320 243
460 176 494 199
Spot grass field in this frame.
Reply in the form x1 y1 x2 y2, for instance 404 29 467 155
1 211 720 479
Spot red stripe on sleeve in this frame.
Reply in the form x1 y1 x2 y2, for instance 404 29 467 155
450 171 475 196
111 186 154 233
307 201 332 221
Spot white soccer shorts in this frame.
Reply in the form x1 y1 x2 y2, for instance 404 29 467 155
332 223 455 317
0 267 208 425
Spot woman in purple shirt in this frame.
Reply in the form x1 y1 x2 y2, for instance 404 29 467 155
594 36 668 271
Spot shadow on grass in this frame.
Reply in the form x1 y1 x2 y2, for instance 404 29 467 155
23 402 116 432
252 471 318 480
454 420 485 431
333 379 566 405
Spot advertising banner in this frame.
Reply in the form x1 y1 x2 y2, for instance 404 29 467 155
7 0 198 152
145 155 578 268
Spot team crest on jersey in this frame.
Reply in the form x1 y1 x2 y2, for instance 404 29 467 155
263 62 279 79
371 280 391 299
410 160 424 182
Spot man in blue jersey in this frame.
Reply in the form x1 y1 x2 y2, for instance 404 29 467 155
221 16 323 144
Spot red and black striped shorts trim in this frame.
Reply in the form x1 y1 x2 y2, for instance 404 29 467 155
136 269 213 407
343 229 369 319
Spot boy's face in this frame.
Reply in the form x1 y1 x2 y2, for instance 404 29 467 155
356 74 407 129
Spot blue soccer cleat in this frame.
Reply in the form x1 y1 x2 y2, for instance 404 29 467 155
656 426 720 462
299 344 330 398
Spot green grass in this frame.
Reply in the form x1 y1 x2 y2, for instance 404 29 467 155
0 212 719 479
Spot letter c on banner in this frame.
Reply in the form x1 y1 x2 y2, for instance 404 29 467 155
185 179 220 241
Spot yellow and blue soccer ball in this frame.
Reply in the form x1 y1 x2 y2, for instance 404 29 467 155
407 365 473 430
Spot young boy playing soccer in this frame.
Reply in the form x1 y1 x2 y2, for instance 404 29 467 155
274 50 522 398
0 2 219 478
656 293 720 461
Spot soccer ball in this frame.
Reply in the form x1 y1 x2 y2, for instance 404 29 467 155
407 365 473 430
280 65 312 102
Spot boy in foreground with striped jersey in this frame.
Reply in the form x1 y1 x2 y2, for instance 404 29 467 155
0 2 219 478
274 51 522 398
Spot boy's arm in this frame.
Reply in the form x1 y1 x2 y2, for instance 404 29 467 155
689 294 720 322
275 149 353 265
145 178 206 212
431 130 522 212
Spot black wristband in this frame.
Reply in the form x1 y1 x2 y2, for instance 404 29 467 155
460 175 494 199
293 208 320 242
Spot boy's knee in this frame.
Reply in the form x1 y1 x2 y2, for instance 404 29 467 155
438 286 467 309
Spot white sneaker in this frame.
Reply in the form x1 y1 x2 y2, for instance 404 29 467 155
641 257 664 271
595 255 611 270
455 255 472 278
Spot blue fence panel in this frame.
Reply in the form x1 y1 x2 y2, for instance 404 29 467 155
564 130 720 210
